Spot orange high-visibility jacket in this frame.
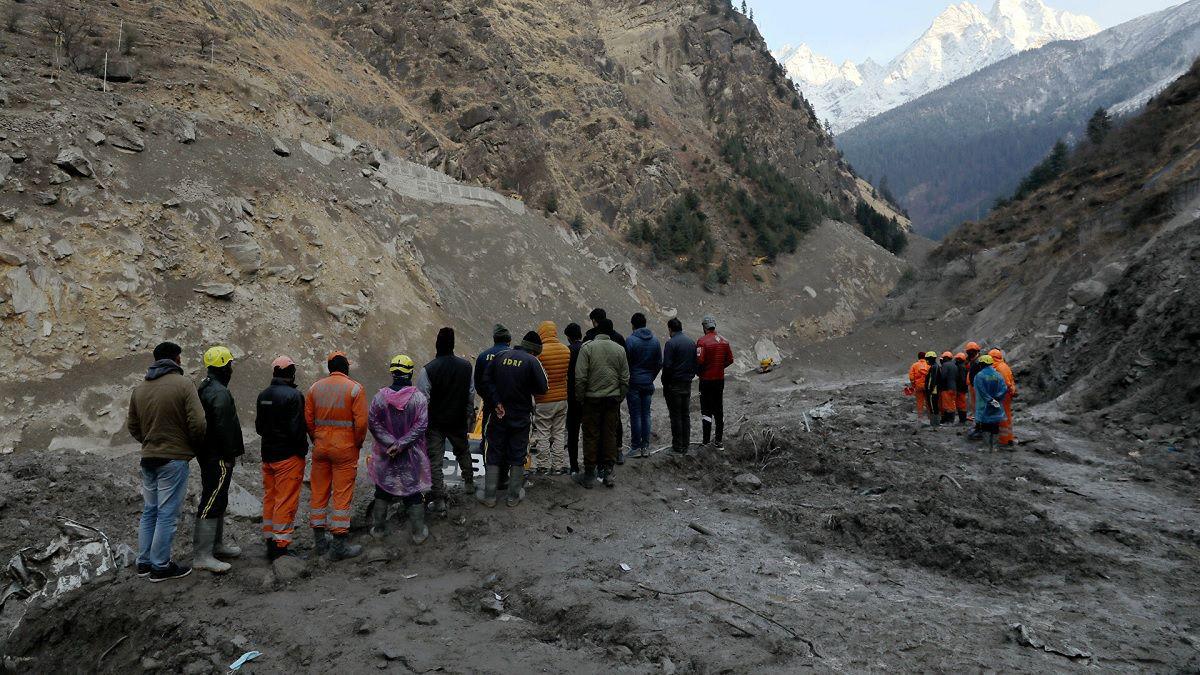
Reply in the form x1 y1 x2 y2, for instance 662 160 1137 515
908 360 930 389
994 359 1016 395
304 372 369 455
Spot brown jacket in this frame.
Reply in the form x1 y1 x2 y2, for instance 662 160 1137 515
127 360 206 461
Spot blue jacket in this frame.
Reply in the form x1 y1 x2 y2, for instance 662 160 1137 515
625 327 662 388
661 331 697 384
973 366 1008 424
474 343 511 407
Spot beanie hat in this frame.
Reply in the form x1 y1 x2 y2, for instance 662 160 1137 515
493 324 512 344
435 327 455 356
520 330 543 356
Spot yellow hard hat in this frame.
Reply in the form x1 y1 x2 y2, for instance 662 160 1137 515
203 345 234 368
925 351 938 358
388 354 415 375
978 354 994 365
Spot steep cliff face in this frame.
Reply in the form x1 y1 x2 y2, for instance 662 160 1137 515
317 0 860 252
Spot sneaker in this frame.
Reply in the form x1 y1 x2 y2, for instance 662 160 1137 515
137 563 152 577
616 451 626 466
149 562 192 583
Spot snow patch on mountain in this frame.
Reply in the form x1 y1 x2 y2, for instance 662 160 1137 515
775 0 1100 133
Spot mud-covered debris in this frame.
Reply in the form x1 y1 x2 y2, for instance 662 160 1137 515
1009 623 1091 660
480 594 504 615
598 579 643 599
734 473 762 489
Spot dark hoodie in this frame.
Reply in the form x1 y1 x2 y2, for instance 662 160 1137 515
625 327 662 388
127 359 207 461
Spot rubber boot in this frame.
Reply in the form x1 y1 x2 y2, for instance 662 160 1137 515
407 504 429 545
573 466 596 489
214 518 241 558
328 532 362 561
313 527 330 556
477 465 499 508
370 499 389 539
505 465 525 507
192 519 231 574
429 496 448 518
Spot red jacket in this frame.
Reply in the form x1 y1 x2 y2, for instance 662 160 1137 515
695 332 734 381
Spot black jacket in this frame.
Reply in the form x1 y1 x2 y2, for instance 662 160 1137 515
583 326 626 348
474 343 511 407
955 362 969 392
482 347 549 421
255 377 308 463
418 353 474 433
197 377 245 462
566 339 583 402
661 331 698 384
936 359 958 393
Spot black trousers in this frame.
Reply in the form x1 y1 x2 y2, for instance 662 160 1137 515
581 397 621 469
426 425 472 498
481 404 508 489
198 458 234 520
374 486 422 507
566 398 582 472
698 379 725 444
663 380 692 451
486 416 531 468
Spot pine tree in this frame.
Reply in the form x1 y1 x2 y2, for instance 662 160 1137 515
1086 108 1112 145
740 0 747 14
748 7 754 21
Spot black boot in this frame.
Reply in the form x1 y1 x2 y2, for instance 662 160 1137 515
370 499 389 538
328 533 362 561
313 527 330 556
505 465 525 507
573 466 596 489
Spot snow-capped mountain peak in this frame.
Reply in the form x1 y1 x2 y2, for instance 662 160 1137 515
774 0 1101 133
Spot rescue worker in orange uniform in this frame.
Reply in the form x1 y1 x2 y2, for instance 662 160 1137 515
989 349 1017 446
305 352 368 560
908 351 931 420
954 352 970 424
255 356 308 561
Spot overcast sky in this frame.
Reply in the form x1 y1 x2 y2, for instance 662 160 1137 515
755 0 1186 64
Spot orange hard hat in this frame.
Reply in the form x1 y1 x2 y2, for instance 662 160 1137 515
941 351 953 359
988 348 1003 361
965 342 981 351
955 352 967 361
326 350 351 364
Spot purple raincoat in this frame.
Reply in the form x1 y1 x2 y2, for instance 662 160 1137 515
367 386 432 497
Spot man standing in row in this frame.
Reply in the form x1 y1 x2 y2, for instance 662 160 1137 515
574 318 630 488
625 313 662 459
532 321 571 475
908 351 930 422
193 346 244 575
128 341 205 582
416 327 475 516
479 331 548 507
696 315 733 448
475 325 513 492
305 352 368 560
661 317 697 454
564 323 584 474
255 356 307 561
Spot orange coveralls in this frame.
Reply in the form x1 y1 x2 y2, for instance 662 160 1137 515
993 358 1017 445
908 360 930 416
305 372 369 535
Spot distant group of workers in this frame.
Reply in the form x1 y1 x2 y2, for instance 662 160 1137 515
125 309 733 582
906 342 1017 449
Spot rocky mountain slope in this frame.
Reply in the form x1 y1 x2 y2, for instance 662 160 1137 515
883 56 1200 447
838 0 1200 238
0 0 904 456
774 0 1099 134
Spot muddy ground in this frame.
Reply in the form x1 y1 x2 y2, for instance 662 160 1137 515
2 365 1199 673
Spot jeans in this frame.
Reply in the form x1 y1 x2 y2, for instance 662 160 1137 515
662 380 692 451
137 459 190 571
626 384 654 451
698 379 725 444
